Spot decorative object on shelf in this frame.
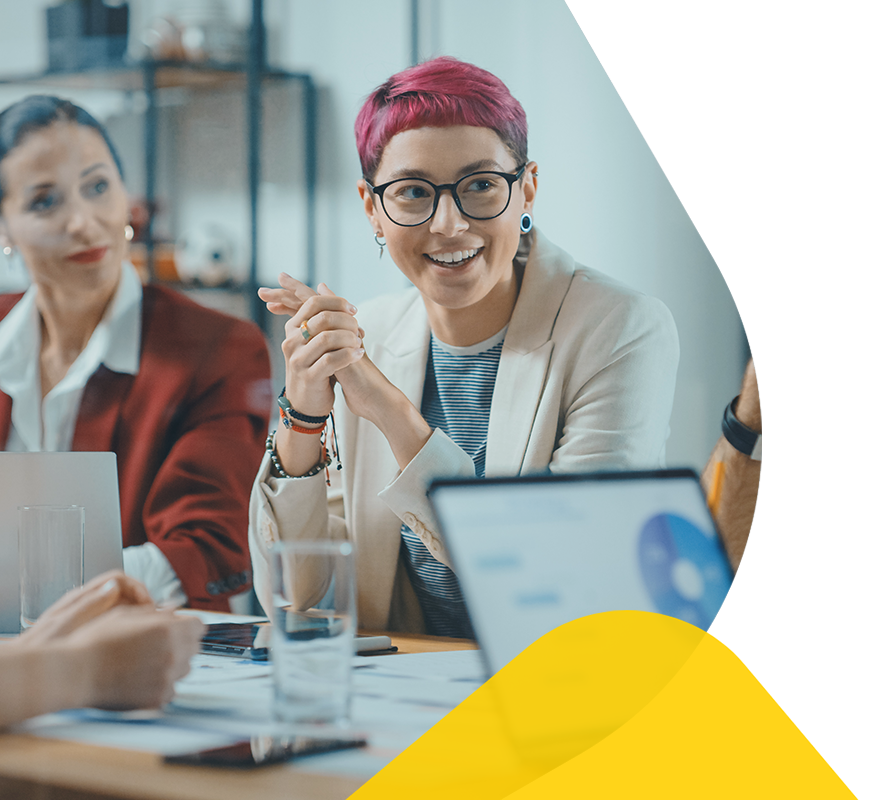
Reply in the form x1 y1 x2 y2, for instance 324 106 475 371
140 16 186 61
175 224 239 286
128 243 178 284
176 0 247 64
141 1 245 64
46 0 129 72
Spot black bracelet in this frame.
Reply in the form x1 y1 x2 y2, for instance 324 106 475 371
278 387 329 425
722 396 762 460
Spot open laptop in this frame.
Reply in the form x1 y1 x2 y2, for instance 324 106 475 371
428 468 734 674
0 452 124 634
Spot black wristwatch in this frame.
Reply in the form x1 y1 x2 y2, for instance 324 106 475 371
722 396 762 461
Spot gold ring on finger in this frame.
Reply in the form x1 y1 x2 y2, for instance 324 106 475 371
300 320 312 342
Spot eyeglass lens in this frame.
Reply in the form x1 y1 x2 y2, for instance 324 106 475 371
381 173 513 225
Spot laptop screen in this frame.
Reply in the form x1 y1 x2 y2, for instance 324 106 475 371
428 469 734 673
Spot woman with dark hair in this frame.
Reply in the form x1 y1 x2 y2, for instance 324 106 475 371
0 95 273 611
250 57 679 635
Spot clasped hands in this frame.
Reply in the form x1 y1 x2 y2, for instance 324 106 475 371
258 274 393 425
258 274 433 472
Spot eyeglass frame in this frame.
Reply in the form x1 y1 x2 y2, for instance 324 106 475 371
365 163 529 227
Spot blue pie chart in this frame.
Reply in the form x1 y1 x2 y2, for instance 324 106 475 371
638 513 733 630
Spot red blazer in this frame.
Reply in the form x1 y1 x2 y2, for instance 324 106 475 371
0 286 273 610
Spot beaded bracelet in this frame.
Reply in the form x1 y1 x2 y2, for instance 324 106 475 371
265 431 332 480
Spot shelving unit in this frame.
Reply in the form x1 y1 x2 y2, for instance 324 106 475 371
0 2 316 333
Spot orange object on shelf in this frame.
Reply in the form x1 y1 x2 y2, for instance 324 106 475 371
128 243 180 283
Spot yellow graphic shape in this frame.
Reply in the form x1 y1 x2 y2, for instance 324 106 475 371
353 611 852 799
711 631 879 798
505 614 854 799
354 610 694 796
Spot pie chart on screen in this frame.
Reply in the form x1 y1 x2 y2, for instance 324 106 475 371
638 513 733 630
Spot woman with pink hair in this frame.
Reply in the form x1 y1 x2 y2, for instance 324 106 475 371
251 57 679 635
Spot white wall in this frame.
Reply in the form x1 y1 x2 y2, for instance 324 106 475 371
274 0 415 295
0 0 746 468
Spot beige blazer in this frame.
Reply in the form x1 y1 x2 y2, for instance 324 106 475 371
249 230 680 632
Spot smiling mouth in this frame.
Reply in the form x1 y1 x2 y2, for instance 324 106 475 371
425 248 482 267
67 247 109 264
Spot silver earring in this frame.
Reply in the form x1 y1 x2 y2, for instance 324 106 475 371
519 212 533 234
374 232 386 259
124 224 134 242
2 246 11 257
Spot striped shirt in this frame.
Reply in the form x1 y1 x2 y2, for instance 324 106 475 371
400 327 506 638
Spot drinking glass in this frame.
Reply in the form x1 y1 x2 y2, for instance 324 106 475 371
19 505 84 629
269 540 356 727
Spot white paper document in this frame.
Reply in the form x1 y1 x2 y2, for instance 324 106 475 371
175 609 269 625
354 649 486 682
17 648 487 779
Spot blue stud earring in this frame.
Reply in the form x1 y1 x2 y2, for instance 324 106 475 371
519 212 533 234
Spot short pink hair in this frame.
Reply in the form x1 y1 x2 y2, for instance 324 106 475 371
355 57 528 181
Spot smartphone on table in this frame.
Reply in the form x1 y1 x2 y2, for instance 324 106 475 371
200 623 395 660
164 735 367 767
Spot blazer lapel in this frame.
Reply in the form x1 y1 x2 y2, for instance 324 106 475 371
0 391 11 449
486 230 575 475
373 296 431 411
486 342 554 475
71 366 134 451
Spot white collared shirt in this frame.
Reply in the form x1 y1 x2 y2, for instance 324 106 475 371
0 262 185 607
0 261 142 451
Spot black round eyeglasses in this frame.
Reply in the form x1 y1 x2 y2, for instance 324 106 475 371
366 164 527 227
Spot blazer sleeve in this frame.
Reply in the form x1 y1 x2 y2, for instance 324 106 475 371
550 291 680 473
140 319 272 609
376 428 474 569
250 429 473 611
249 453 350 619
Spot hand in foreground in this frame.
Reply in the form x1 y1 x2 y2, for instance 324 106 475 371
258 275 364 418
1 577 203 724
67 606 205 710
21 570 153 646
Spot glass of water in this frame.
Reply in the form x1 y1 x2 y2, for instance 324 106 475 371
19 505 84 630
269 540 356 727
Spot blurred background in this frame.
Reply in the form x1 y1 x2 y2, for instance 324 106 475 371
0 0 747 470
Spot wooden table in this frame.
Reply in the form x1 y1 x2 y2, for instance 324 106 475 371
0 634 477 800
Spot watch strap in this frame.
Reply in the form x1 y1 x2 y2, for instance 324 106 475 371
722 395 762 461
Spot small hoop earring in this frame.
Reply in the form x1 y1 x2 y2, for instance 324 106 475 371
519 212 533 234
124 224 134 242
374 232 386 259
2 245 12 257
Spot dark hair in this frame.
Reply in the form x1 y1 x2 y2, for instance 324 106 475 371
0 95 125 205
